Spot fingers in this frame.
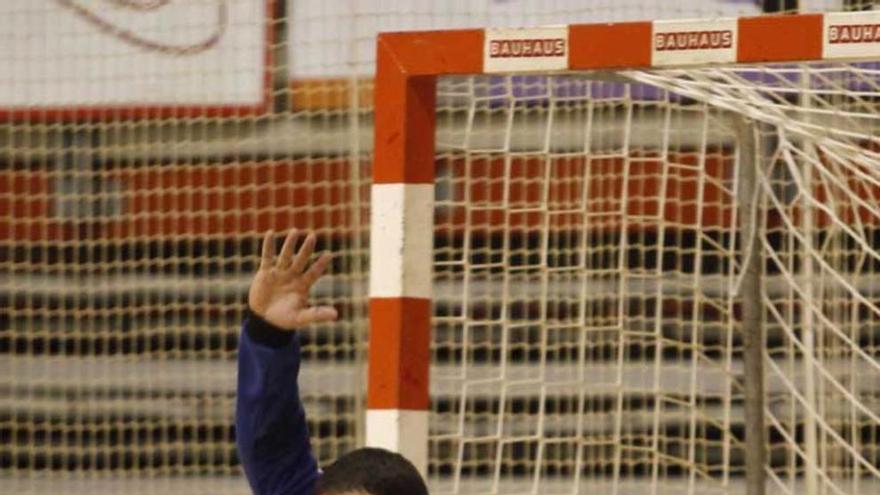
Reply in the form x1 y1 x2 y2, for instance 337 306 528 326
295 306 338 326
301 251 332 289
277 229 299 269
259 230 274 270
290 233 316 274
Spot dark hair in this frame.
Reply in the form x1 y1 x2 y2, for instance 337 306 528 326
316 447 429 495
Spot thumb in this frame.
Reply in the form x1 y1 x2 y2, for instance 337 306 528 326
295 306 338 326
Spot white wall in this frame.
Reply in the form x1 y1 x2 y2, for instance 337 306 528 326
0 0 266 108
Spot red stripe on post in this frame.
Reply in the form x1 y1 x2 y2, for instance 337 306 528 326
378 30 484 76
373 37 437 185
372 66 437 184
737 14 823 63
569 22 653 70
368 297 432 410
373 31 482 185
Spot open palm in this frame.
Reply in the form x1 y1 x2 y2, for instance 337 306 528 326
249 229 338 331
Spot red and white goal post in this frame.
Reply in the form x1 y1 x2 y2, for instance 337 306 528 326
367 12 880 495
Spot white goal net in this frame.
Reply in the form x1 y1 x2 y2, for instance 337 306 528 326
429 63 880 494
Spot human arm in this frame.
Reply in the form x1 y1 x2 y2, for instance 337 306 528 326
236 230 338 495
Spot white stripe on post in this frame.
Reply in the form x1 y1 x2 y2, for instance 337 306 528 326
366 409 430 478
369 183 435 299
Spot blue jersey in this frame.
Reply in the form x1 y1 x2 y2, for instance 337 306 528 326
236 313 320 495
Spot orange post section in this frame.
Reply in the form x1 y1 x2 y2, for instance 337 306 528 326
373 30 483 184
377 30 483 76
372 59 437 183
367 298 432 410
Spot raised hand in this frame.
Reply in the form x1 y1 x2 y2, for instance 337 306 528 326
248 229 338 331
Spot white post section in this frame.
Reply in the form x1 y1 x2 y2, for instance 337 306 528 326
736 118 766 495
365 409 431 472
368 183 435 300
799 55 820 495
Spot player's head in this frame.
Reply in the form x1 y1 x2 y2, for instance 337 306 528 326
315 447 428 495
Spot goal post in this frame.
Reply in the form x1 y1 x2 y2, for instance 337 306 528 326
368 12 880 495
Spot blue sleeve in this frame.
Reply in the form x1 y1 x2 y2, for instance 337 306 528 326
236 313 319 495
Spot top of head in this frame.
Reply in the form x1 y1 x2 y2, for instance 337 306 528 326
316 447 429 495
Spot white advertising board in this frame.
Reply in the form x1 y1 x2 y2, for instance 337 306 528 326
0 0 268 116
652 18 738 66
824 11 880 60
484 26 569 74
